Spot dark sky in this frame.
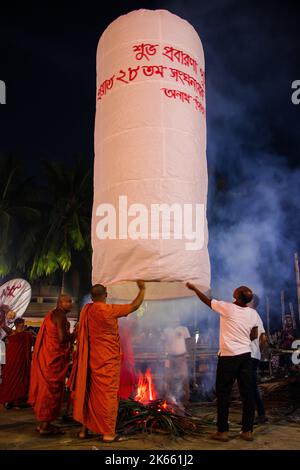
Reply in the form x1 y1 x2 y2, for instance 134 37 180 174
0 1 299 320
0 0 299 169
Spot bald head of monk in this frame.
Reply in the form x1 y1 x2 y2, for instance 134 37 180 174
91 284 107 303
233 286 253 307
14 317 25 333
57 294 73 313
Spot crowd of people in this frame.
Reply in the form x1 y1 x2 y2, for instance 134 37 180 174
0 280 290 442
265 315 300 377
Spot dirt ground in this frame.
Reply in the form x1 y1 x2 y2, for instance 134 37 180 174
0 379 299 451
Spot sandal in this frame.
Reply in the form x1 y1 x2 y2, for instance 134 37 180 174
102 434 126 443
39 425 65 436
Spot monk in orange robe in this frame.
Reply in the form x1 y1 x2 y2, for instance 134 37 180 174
0 318 33 408
71 281 145 442
28 294 76 435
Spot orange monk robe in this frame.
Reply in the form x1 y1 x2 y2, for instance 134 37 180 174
28 311 71 421
65 345 77 412
0 331 33 405
71 302 131 435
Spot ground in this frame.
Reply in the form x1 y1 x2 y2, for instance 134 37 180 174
0 378 299 450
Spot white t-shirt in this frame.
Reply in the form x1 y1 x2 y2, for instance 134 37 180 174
163 326 190 356
211 300 259 356
250 314 265 361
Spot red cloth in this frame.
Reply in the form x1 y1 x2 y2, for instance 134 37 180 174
28 311 71 422
0 332 32 404
119 322 137 399
66 347 77 410
71 302 131 435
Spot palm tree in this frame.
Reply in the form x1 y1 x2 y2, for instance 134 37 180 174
0 155 39 278
29 156 93 301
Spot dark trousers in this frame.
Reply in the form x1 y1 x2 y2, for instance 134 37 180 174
251 358 266 417
216 352 254 432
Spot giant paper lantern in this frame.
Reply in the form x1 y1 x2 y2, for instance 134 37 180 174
92 9 210 300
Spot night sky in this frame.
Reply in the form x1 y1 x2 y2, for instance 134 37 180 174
0 1 299 323
1 1 299 167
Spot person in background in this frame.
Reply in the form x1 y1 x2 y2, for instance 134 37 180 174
0 305 17 402
280 314 299 375
247 295 269 424
0 305 16 340
28 294 76 435
163 321 191 407
281 314 299 350
0 318 33 409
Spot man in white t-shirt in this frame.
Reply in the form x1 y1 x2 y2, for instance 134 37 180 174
186 282 258 442
163 324 191 406
248 295 268 424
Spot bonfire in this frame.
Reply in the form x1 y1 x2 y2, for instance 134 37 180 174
117 368 205 437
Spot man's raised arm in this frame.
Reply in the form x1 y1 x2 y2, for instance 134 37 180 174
129 280 146 313
186 282 212 308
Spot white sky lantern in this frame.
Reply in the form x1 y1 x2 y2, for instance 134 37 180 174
92 9 210 300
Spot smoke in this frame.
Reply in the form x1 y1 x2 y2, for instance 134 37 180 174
116 297 219 400
206 57 300 330
209 152 300 321
155 0 300 331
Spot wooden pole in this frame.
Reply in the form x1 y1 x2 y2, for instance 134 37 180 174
265 296 270 336
289 301 297 330
294 252 300 327
280 290 285 328
265 298 272 378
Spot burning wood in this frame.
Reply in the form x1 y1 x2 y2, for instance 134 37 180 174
117 398 205 437
117 368 206 437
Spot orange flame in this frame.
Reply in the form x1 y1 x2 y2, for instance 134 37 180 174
135 368 157 403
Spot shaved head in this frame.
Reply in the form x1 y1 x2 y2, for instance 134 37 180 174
57 294 73 313
15 317 25 332
91 284 107 301
233 286 253 305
